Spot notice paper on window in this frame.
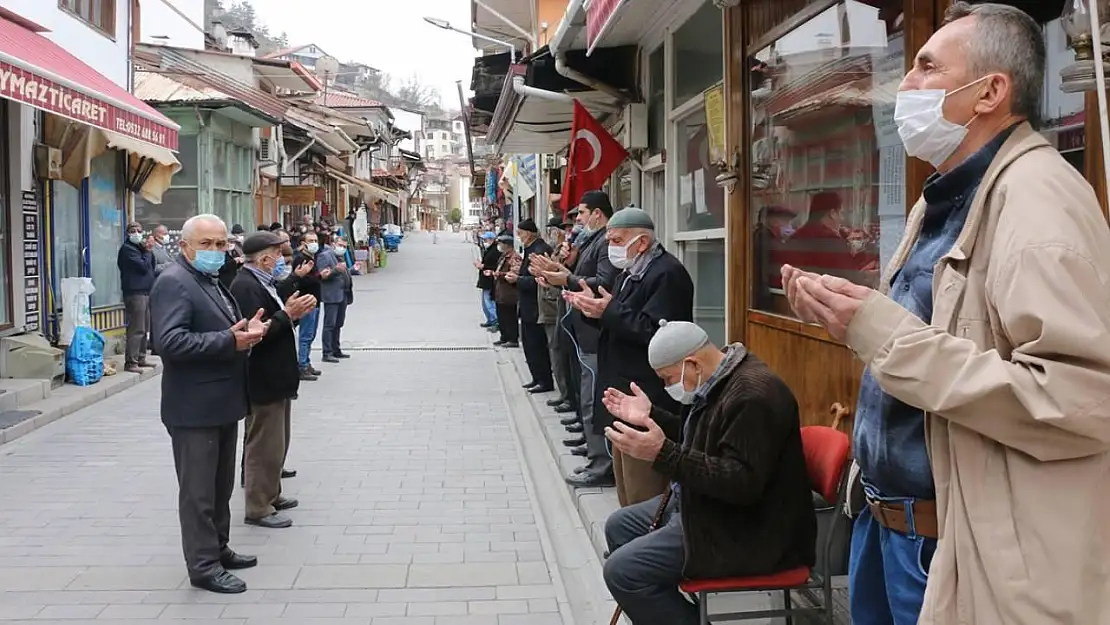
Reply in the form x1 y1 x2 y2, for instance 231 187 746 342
878 146 906 217
693 169 708 214
680 173 693 207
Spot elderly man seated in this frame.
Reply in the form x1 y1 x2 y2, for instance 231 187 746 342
601 320 817 624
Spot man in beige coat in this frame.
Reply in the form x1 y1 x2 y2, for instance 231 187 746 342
785 3 1110 624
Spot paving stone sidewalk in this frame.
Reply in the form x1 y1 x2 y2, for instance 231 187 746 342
0 232 571 624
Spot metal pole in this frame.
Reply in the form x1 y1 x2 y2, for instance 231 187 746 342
533 153 543 222
457 80 477 178
1089 0 1110 198
513 156 521 253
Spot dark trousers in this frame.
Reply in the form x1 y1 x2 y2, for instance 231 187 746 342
322 302 348 357
123 294 149 366
520 321 552 387
546 322 577 406
244 399 290 519
496 304 519 343
604 494 696 625
168 422 238 579
580 352 611 475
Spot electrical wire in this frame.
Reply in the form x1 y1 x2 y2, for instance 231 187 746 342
559 285 613 460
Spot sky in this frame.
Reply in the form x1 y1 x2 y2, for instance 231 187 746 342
250 0 478 106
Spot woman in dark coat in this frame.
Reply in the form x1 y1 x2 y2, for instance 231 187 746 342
491 234 521 347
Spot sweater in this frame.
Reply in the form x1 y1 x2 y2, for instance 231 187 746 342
651 351 817 580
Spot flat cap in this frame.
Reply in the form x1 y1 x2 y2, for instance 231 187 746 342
648 320 709 369
608 207 654 230
496 234 514 244
231 224 245 235
242 231 285 255
518 218 538 233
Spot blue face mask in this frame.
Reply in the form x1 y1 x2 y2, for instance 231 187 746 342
272 257 287 278
191 249 225 275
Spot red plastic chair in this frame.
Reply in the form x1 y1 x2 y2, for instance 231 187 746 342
678 425 851 624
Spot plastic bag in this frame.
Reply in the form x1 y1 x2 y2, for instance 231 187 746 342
59 277 96 346
66 326 105 386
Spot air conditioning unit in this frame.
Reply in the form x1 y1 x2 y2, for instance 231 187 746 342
621 103 648 150
34 145 62 180
0 334 64 386
258 136 272 163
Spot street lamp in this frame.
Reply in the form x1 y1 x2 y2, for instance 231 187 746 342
423 16 518 62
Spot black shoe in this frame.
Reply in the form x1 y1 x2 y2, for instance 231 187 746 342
546 397 567 407
282 469 297 479
554 402 576 414
565 472 616 488
309 366 322 376
573 465 589 474
335 352 351 359
299 369 318 381
190 570 247 594
563 435 586 447
570 445 588 457
244 512 293 528
274 496 299 511
565 422 584 434
322 355 340 363
522 381 538 389
529 385 554 394
480 322 494 328
493 340 506 346
503 341 519 348
559 415 580 427
220 550 258 570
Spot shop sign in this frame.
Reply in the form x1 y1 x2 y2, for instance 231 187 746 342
21 190 39 331
586 0 626 56
703 83 726 164
0 63 178 150
279 185 317 205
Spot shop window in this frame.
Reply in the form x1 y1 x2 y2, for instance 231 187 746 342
88 151 123 307
52 181 83 288
672 1 724 107
1042 16 1087 173
676 108 725 232
748 0 902 318
647 45 666 155
213 139 256 230
680 239 727 346
59 0 116 38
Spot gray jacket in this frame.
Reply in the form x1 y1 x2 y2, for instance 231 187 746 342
150 255 249 428
314 247 347 304
152 243 173 275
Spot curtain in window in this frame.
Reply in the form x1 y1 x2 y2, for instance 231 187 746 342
88 151 123 307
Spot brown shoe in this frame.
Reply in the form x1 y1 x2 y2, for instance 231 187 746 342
125 364 143 374
136 361 157 369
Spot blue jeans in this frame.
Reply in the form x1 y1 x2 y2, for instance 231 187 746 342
849 503 936 625
481 289 497 325
298 307 320 369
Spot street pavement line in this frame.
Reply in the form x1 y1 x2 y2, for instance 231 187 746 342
493 353 618 625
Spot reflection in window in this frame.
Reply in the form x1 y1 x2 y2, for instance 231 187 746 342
53 181 84 288
681 239 727 347
672 1 724 107
89 151 123 307
647 46 665 155
676 109 725 231
1041 17 1087 173
749 0 901 317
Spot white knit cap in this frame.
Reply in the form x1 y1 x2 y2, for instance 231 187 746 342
648 320 709 369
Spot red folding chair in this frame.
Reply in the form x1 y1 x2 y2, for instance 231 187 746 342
679 425 851 624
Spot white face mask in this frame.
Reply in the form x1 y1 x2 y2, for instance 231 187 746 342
608 235 643 270
664 360 699 405
129 233 144 245
894 76 987 168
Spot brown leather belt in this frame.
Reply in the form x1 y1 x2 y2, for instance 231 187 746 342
868 498 938 539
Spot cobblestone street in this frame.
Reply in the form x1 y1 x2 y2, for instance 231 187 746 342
0 232 574 624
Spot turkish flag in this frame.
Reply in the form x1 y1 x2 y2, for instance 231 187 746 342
561 100 629 216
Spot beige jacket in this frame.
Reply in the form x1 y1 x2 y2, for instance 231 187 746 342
846 122 1110 625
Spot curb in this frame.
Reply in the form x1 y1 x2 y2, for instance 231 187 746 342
0 359 162 446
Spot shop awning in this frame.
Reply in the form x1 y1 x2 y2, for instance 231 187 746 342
0 10 179 151
325 167 400 205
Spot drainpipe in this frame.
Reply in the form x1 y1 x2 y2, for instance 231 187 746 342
549 0 627 103
511 76 621 112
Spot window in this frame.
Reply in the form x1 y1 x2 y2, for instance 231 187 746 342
675 108 725 232
212 138 255 230
58 0 116 37
1042 17 1087 173
647 46 666 155
136 135 199 233
52 181 84 288
672 1 723 107
682 239 727 347
748 0 901 317
88 150 123 307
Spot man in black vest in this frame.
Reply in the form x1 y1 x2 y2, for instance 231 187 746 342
230 232 317 530
151 215 267 594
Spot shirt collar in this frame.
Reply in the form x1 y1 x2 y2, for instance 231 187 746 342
922 123 1019 206
245 264 275 286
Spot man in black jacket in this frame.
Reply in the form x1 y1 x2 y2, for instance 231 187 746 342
565 207 694 506
534 191 617 486
506 218 554 393
118 222 157 374
474 231 500 331
600 321 816 624
150 214 267 594
230 232 317 530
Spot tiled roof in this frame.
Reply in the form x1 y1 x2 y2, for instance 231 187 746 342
315 91 383 109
